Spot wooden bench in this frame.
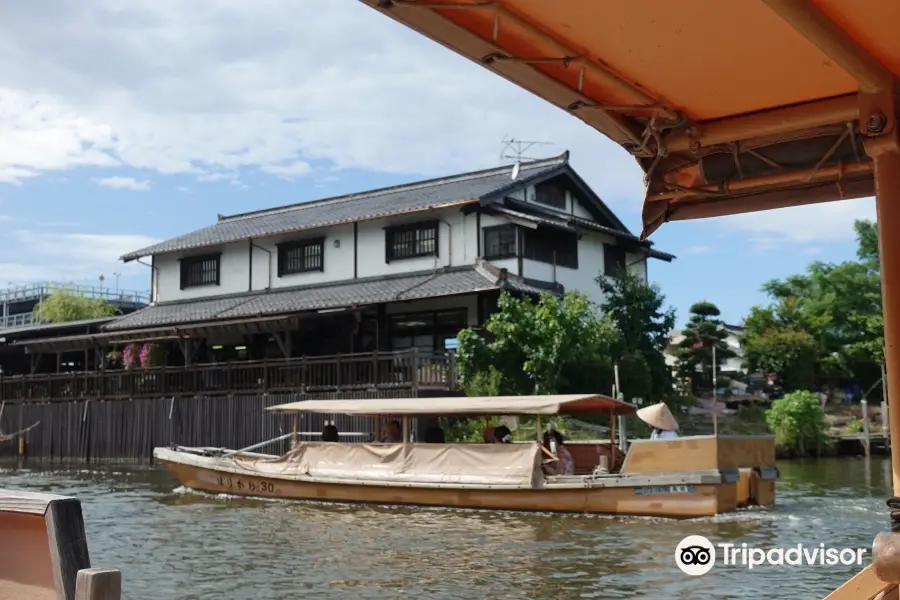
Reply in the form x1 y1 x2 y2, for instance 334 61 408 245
0 489 121 600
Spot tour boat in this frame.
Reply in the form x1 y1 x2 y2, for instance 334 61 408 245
153 394 777 518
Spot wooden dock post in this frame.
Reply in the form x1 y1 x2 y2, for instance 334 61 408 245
885 400 892 448
0 488 122 600
75 569 122 600
863 399 872 456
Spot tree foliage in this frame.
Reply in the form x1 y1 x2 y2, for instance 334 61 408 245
675 301 733 388
742 323 818 392
33 287 120 323
743 220 882 393
457 291 619 396
596 272 676 401
765 390 827 456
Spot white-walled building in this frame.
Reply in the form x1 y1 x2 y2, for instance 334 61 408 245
21 153 673 367
665 325 746 376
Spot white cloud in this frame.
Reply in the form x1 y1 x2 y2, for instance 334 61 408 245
0 0 877 246
0 0 642 207
97 176 151 190
197 172 238 183
684 245 710 255
0 228 159 285
261 160 312 180
718 197 876 250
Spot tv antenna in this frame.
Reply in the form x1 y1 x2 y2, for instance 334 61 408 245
500 136 554 163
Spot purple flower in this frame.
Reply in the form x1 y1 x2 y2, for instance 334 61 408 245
122 344 138 369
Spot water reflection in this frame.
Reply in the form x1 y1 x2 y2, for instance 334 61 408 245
0 458 891 600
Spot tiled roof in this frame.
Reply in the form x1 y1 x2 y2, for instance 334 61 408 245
103 262 554 331
120 155 569 261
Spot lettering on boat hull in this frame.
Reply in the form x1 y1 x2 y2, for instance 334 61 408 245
634 485 696 495
215 475 277 496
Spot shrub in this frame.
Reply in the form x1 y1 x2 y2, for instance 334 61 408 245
765 390 827 456
844 418 864 435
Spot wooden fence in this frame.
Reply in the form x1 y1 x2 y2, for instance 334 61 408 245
0 390 419 463
0 349 458 402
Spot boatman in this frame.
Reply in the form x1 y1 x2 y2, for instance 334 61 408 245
636 402 680 440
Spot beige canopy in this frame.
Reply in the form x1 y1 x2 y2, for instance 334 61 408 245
267 394 637 417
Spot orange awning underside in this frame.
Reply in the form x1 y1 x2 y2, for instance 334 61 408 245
361 0 900 238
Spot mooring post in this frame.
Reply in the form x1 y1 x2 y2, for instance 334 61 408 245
863 399 871 456
886 400 892 448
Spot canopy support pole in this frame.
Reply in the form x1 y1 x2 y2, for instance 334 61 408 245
858 94 900 596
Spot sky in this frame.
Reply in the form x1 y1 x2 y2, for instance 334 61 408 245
0 0 878 327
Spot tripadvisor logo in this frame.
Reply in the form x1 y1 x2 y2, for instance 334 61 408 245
675 535 867 576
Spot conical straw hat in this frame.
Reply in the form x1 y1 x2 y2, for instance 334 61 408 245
636 402 679 431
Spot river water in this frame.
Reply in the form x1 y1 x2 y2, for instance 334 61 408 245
1 458 891 600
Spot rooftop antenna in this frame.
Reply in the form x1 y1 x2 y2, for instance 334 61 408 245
500 136 554 180
500 136 554 163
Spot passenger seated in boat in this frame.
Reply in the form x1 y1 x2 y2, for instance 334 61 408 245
380 420 402 443
322 423 339 442
637 402 680 440
541 430 574 476
424 426 445 443
493 425 513 443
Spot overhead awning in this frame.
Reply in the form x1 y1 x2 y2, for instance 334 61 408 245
13 315 303 354
267 393 637 416
361 0 899 237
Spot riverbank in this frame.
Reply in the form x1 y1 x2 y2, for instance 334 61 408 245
679 400 890 458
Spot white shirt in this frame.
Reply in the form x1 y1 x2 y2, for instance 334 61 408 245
651 429 679 440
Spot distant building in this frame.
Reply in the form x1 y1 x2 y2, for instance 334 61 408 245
664 324 746 377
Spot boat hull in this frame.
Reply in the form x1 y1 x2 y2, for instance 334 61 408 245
155 447 744 518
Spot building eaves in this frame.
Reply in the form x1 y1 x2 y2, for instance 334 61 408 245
120 154 569 262
102 262 554 332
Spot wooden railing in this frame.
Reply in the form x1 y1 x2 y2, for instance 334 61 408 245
0 349 459 402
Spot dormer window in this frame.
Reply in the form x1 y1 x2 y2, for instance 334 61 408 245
277 238 325 276
180 253 220 289
385 220 438 262
534 182 566 210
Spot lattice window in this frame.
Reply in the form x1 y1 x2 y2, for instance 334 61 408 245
278 238 325 276
180 254 221 289
386 221 439 262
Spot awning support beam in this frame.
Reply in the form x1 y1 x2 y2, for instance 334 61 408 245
761 0 894 95
378 0 665 149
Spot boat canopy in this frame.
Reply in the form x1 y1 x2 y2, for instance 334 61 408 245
267 394 636 416
362 0 900 238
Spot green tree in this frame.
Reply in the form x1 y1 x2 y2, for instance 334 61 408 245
745 219 882 392
675 301 734 390
742 323 818 392
33 287 120 323
765 390 827 456
457 290 619 396
596 272 676 401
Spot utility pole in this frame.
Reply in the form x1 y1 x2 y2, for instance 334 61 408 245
711 322 726 436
